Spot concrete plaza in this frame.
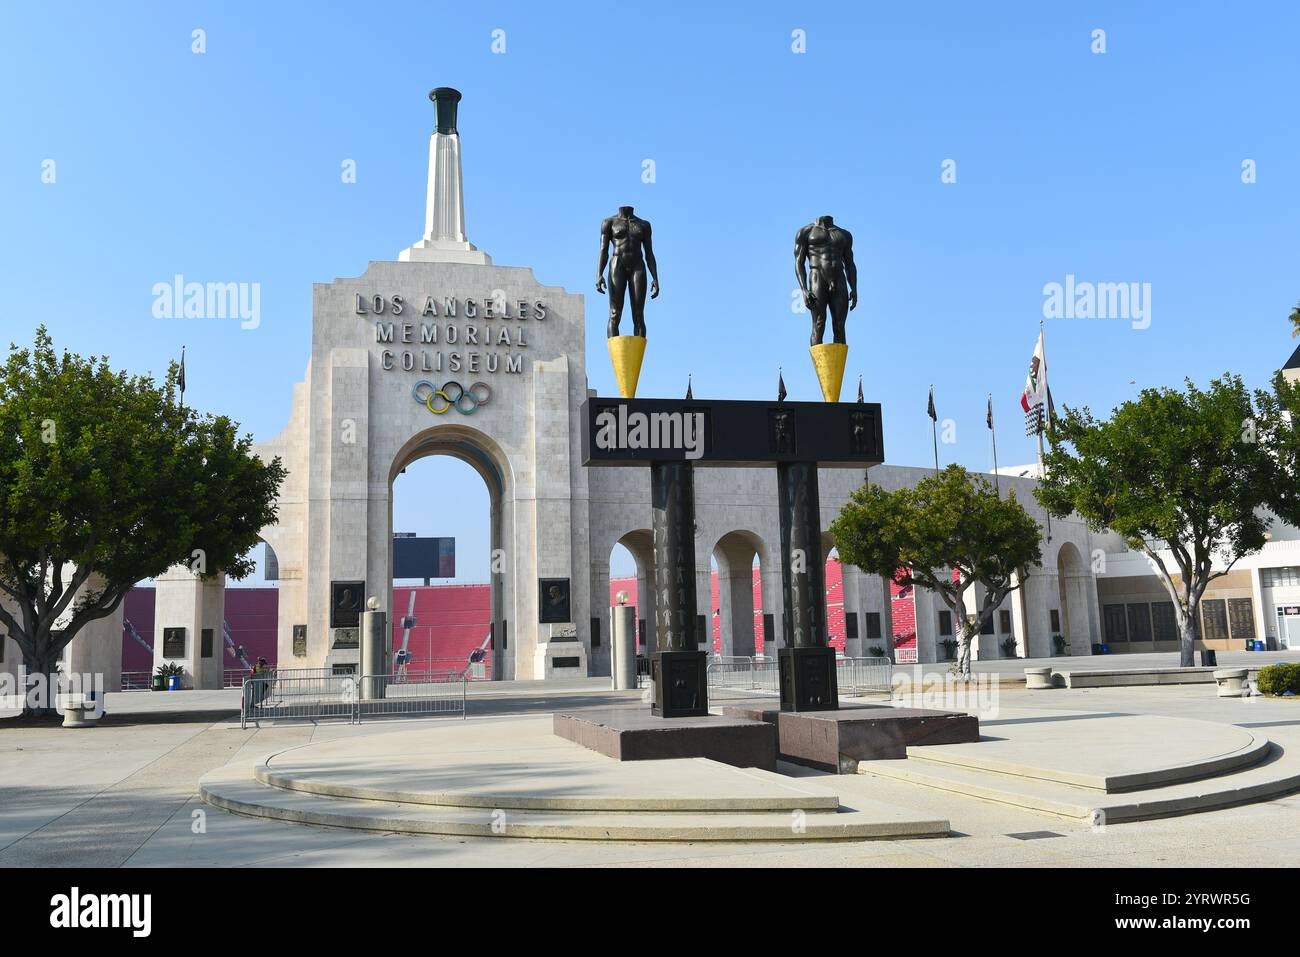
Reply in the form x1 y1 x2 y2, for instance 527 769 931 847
3 665 1299 868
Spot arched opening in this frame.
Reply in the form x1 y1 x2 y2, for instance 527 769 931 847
388 425 510 680
711 530 768 659
1057 542 1089 656
607 530 655 667
822 535 844 655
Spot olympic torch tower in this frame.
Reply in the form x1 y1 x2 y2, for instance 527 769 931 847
399 88 491 265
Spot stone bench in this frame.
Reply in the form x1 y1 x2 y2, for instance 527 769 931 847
1058 667 1225 689
1024 667 1054 690
57 693 102 728
1213 668 1249 698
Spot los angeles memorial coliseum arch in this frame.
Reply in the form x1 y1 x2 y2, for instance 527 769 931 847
83 89 1105 688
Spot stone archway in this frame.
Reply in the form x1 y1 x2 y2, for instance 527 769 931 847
711 530 769 658
1057 541 1090 655
387 423 513 679
609 530 655 659
821 533 843 653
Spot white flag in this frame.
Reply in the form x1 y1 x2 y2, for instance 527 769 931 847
1020 331 1047 413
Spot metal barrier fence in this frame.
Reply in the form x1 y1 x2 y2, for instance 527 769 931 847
707 657 780 699
223 669 247 688
704 655 893 700
240 671 467 728
120 671 151 691
836 656 894 696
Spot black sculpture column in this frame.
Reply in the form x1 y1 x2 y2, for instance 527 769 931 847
650 461 708 717
777 461 839 711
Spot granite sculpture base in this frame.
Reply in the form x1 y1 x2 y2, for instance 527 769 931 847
722 703 980 773
554 709 777 771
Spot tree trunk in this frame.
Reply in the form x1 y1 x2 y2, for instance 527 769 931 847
1180 600 1197 668
954 628 973 679
20 647 60 719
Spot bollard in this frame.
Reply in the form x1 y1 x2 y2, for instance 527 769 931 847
360 605 388 700
611 604 637 690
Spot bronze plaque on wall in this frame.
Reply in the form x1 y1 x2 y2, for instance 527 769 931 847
330 581 364 629
162 627 186 658
293 624 307 658
538 578 571 624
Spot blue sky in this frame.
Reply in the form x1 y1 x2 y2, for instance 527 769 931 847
3 1 1298 583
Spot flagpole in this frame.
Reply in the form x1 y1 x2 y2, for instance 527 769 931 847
1037 320 1051 542
988 393 1000 495
1035 320 1045 476
929 384 939 473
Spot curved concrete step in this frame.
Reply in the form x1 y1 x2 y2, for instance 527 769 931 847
253 761 842 812
860 743 1300 823
904 727 1272 793
202 765 950 842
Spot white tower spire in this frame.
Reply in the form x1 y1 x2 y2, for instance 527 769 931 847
399 87 491 265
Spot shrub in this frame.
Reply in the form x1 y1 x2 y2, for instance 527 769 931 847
1000 637 1018 658
867 645 885 658
1255 663 1300 696
941 638 958 661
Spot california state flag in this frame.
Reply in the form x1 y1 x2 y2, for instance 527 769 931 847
1019 331 1048 412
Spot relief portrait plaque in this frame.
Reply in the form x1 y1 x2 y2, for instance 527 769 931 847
538 578 571 624
162 627 186 659
330 580 365 629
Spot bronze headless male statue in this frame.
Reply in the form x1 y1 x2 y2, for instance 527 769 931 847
794 215 858 347
597 206 660 338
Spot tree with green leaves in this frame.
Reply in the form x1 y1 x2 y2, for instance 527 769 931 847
0 327 286 716
1036 373 1300 667
830 465 1043 678
1288 300 1300 338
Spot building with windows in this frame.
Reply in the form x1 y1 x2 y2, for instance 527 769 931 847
1094 524 1300 654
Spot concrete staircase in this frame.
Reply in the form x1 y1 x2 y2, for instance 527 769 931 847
201 716 953 843
201 757 951 842
860 727 1300 823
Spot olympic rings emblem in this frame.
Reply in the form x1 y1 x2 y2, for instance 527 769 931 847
412 380 493 415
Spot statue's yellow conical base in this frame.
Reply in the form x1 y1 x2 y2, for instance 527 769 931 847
809 343 848 402
608 335 647 399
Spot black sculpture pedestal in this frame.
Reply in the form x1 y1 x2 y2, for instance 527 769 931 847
777 460 839 712
778 646 840 712
651 649 709 718
649 461 708 718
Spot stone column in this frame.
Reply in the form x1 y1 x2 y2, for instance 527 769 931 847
696 565 715 655
60 573 123 696
531 357 580 679
1010 569 1032 657
840 563 862 657
914 585 940 664
360 607 388 699
590 559 612 677
650 461 708 717
760 561 783 657
635 565 655 657
610 603 637 690
154 566 226 690
716 539 758 659
722 565 757 658
776 462 838 711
